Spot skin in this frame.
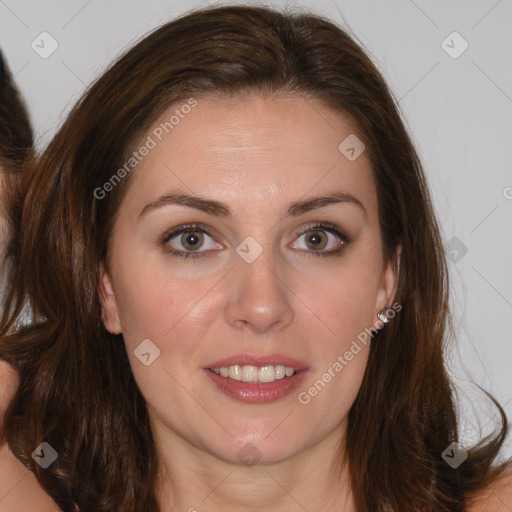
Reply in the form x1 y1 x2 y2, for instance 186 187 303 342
0 95 508 511
99 93 400 511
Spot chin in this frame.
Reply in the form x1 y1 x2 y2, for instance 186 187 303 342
203 427 307 466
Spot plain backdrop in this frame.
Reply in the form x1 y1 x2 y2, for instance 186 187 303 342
1 0 511 458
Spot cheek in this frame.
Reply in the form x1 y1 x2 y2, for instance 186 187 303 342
291 269 375 433
303 258 382 351
301 273 374 382
112 252 215 373
112 267 204 411
289 249 380 412
115 269 186 344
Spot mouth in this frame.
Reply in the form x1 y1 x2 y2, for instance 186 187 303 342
204 354 309 403
207 364 298 383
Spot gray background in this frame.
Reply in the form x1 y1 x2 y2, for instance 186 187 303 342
1 0 511 457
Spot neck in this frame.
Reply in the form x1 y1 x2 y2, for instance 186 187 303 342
152 418 356 512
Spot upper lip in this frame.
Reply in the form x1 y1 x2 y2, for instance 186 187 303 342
205 354 308 371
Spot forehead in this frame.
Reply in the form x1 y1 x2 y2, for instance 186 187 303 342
121 93 377 219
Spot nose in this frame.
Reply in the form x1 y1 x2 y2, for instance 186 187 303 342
224 244 294 335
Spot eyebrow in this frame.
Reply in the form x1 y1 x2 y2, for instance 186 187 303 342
138 191 367 220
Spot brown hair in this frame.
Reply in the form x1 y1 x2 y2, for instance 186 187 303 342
0 50 33 173
0 50 33 326
0 5 509 511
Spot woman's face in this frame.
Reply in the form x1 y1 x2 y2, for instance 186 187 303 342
100 93 399 465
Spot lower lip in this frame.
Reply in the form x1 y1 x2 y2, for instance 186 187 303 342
203 368 309 404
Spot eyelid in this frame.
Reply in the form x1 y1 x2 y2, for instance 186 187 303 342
160 221 350 258
293 221 351 242
159 222 218 245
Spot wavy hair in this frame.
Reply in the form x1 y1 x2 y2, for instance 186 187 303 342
0 5 509 511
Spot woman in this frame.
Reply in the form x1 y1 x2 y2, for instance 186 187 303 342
0 51 61 511
0 5 510 511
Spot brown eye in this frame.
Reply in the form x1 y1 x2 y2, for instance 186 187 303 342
160 224 222 259
303 230 328 251
290 223 348 256
179 231 205 251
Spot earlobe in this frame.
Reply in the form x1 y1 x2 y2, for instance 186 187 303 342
375 244 402 315
98 264 122 334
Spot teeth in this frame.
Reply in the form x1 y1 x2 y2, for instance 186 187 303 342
210 364 297 383
242 365 259 382
229 365 242 381
274 365 286 380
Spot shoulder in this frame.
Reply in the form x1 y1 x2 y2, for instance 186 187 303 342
467 466 512 512
0 441 61 512
0 359 19 420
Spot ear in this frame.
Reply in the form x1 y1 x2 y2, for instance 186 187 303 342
374 244 401 315
98 263 122 334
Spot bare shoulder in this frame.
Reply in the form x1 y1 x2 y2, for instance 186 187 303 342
0 359 19 420
0 368 60 511
0 442 61 512
467 466 512 512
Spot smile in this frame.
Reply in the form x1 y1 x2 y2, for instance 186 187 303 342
208 364 296 383
204 354 309 403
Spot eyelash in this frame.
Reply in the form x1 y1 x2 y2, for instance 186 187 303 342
159 222 351 260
